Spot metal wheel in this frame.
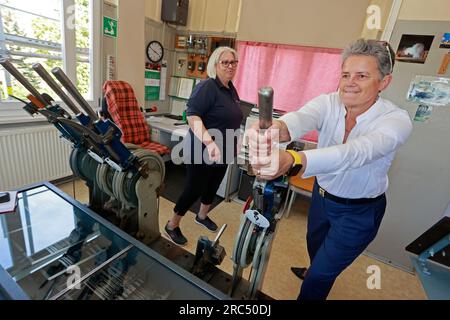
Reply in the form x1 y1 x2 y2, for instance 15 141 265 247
98 163 115 198
232 216 253 266
247 232 274 299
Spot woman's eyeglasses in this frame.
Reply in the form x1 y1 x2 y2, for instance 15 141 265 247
219 60 238 68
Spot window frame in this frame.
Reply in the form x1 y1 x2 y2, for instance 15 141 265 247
0 0 102 125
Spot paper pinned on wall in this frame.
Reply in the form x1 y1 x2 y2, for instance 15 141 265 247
407 75 450 106
414 104 433 122
439 33 450 49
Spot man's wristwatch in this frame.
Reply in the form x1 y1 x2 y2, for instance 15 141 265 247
285 148 303 177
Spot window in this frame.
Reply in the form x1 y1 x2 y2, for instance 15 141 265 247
234 41 343 143
0 0 101 122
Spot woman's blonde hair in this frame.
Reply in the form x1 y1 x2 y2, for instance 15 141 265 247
207 46 239 78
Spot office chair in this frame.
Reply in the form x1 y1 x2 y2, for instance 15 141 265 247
284 175 315 218
103 80 170 155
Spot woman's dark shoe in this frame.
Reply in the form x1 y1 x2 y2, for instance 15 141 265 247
291 267 308 280
164 222 188 246
195 215 218 232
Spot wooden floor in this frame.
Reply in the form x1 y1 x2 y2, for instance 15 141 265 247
59 179 427 300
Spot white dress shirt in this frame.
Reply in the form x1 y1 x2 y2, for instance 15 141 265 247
280 92 413 199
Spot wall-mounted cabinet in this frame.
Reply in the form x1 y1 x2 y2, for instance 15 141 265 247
168 34 236 116
173 34 235 80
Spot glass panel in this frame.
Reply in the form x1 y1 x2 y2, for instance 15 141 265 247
0 215 13 269
1 186 129 299
59 246 215 300
0 185 224 300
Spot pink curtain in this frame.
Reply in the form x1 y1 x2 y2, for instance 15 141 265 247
234 41 343 142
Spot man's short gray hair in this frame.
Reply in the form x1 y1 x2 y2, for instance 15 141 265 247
342 39 395 78
207 46 239 78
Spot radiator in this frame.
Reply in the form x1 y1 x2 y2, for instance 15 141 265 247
0 126 73 190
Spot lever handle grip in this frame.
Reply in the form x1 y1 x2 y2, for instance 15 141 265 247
258 87 273 130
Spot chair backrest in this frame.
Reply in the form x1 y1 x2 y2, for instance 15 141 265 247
289 175 315 193
103 80 150 145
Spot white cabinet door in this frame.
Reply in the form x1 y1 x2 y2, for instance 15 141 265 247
186 0 241 33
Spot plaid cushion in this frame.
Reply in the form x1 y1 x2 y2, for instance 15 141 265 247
103 81 170 155
140 141 171 155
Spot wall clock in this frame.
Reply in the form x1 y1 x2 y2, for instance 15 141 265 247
146 40 164 63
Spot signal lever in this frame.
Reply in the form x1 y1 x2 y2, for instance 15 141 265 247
252 87 275 214
0 59 105 160
50 67 146 176
191 224 227 280
32 63 92 127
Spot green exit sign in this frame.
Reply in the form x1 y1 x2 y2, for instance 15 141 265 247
103 16 118 38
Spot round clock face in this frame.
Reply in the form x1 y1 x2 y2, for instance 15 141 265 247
146 40 164 63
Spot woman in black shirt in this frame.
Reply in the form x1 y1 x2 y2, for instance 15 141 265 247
165 47 243 246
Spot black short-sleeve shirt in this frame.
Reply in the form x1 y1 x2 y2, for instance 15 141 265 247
184 77 243 166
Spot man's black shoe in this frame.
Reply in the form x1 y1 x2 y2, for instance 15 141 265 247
291 267 308 280
164 222 187 246
194 215 218 232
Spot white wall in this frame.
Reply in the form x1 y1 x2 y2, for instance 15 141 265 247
398 0 450 21
238 0 372 48
360 0 394 40
367 19 450 271
117 0 146 106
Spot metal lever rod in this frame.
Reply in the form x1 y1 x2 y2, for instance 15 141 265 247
32 63 82 116
51 67 98 120
211 224 227 248
258 87 273 130
0 58 48 106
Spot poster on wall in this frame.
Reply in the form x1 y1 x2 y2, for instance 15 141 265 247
407 75 450 106
395 34 435 64
440 33 450 49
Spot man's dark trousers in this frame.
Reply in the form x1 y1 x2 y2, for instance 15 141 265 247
298 182 386 300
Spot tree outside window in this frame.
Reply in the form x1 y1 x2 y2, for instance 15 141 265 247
0 0 91 102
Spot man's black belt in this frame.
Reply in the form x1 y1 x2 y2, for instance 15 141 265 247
317 183 385 205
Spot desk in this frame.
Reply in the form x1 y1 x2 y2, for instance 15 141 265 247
147 116 189 141
147 116 188 164
411 257 450 300
406 216 450 299
0 182 228 300
147 116 241 201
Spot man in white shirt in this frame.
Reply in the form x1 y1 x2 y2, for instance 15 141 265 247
249 39 413 300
